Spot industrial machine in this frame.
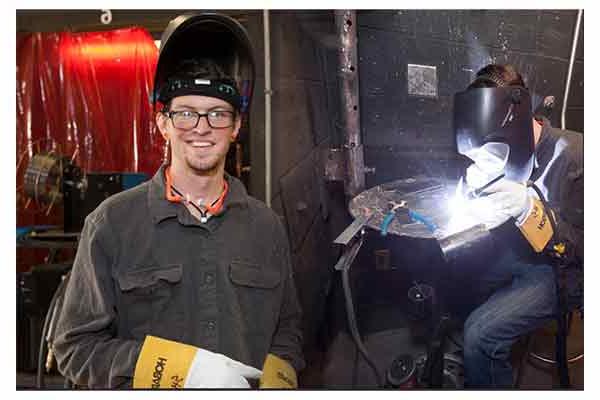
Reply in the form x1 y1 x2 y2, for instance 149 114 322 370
22 153 147 232
330 176 479 389
17 152 148 385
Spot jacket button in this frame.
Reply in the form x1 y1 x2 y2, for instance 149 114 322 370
205 273 214 284
206 321 217 336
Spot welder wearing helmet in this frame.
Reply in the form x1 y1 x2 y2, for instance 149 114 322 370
453 64 583 388
53 13 304 389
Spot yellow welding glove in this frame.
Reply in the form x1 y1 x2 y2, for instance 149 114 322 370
515 197 554 252
259 353 298 389
133 335 262 389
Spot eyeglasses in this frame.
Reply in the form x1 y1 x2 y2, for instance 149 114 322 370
165 110 236 130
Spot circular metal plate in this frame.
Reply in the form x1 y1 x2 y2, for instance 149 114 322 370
348 177 460 239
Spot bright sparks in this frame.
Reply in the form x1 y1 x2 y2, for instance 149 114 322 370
444 177 495 236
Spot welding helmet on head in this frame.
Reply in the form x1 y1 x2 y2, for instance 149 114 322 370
453 80 535 183
152 12 255 113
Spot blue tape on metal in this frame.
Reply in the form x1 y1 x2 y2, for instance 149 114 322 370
380 212 395 236
408 210 437 233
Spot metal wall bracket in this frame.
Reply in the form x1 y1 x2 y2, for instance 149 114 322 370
324 147 375 183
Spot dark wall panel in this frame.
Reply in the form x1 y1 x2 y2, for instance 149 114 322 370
270 11 331 82
566 108 584 134
306 81 331 145
569 60 584 108
536 10 578 59
492 50 569 127
280 150 321 252
415 10 539 53
363 146 469 188
264 11 339 366
358 10 416 36
291 215 332 352
271 78 318 181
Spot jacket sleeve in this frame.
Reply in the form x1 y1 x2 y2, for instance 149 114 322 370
267 219 305 373
53 213 142 388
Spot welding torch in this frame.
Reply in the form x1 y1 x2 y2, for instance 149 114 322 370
465 173 505 200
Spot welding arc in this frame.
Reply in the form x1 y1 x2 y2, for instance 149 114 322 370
342 266 384 387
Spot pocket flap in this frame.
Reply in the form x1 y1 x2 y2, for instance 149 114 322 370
229 261 281 289
118 264 183 291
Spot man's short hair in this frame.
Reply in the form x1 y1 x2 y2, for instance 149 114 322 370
172 59 230 81
468 64 527 90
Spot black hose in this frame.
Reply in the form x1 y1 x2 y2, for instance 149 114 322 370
341 268 384 387
527 182 571 388
447 330 463 350
36 274 69 389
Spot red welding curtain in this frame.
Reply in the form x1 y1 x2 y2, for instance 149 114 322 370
16 27 161 228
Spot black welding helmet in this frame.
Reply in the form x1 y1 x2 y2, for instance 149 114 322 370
454 86 535 182
152 12 255 113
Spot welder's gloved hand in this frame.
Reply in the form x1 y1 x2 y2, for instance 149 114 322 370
185 348 263 388
477 177 532 223
464 164 554 252
464 162 502 190
465 164 533 230
133 335 262 389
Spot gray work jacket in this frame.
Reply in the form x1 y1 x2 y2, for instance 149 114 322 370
531 119 583 264
492 119 583 307
494 118 583 266
53 165 305 388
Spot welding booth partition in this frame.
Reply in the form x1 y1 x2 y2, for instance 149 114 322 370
16 28 161 232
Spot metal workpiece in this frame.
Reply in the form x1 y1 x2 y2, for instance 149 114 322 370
348 177 452 239
335 10 365 197
437 224 492 263
347 177 495 263
333 213 373 246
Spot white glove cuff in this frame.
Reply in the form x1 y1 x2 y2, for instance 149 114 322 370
515 195 534 225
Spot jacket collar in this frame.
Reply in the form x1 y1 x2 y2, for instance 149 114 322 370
148 164 249 224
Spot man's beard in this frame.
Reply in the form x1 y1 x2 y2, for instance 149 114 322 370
184 147 228 175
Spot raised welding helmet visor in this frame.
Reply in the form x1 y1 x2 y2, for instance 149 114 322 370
153 12 255 113
454 86 535 182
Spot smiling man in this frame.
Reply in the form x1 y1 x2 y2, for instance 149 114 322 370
53 13 304 389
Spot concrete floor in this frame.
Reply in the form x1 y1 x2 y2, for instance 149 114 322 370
514 313 584 389
311 306 583 389
17 311 583 389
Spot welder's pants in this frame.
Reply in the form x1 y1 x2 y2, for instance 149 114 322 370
462 248 556 388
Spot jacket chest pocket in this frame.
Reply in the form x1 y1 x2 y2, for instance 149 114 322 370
229 261 281 335
117 264 185 340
